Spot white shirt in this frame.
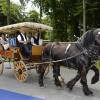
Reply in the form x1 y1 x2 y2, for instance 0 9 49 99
31 37 43 45
31 37 36 45
17 33 27 42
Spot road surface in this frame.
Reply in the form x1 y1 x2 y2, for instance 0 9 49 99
0 62 100 100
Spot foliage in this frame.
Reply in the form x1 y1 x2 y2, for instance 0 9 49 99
1 0 100 41
0 0 24 24
33 0 100 41
27 10 40 22
41 16 51 26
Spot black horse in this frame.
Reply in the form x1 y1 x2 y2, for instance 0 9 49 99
38 29 100 96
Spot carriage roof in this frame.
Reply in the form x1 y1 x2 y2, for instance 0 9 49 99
0 22 53 33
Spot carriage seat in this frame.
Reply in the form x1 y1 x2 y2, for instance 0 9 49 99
31 45 43 62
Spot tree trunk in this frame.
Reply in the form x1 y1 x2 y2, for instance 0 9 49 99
6 0 10 25
39 0 42 22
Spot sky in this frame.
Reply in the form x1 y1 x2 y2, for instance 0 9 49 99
10 0 39 13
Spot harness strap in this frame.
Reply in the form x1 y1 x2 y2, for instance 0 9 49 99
49 43 55 58
65 44 71 54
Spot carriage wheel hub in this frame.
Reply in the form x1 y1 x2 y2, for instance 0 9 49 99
18 69 22 74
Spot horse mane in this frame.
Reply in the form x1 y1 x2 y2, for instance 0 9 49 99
78 29 95 48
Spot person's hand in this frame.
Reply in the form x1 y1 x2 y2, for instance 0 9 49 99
23 41 27 44
27 40 30 43
32 43 37 46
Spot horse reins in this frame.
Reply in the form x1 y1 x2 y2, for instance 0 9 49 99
38 42 88 65
38 42 99 65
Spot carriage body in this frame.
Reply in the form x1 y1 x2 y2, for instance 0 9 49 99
0 22 52 82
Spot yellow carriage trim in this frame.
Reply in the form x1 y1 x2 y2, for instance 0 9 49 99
31 46 43 61
32 46 43 55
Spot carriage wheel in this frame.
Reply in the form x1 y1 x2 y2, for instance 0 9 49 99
13 61 28 82
0 61 4 75
36 64 49 76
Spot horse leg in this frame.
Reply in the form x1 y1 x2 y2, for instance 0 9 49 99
66 70 81 90
66 64 99 91
80 66 93 96
90 65 99 84
53 64 64 87
38 65 46 87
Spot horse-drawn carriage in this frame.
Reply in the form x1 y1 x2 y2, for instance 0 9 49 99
0 22 53 82
1 23 100 96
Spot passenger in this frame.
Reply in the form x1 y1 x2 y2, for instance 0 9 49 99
0 33 9 50
27 32 32 50
16 27 30 58
9 34 16 47
31 31 43 46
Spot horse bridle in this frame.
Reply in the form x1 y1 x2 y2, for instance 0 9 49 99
76 40 100 61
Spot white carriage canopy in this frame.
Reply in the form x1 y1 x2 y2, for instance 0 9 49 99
0 22 53 33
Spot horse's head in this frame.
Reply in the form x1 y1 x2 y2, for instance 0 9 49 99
79 28 100 49
93 28 100 45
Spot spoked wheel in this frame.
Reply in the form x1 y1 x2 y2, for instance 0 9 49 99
13 61 28 82
0 61 4 75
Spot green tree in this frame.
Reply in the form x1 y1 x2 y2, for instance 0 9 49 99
42 16 51 26
1 0 29 25
33 0 43 22
27 10 39 22
6 0 10 24
1 0 24 24
0 1 7 26
33 0 80 41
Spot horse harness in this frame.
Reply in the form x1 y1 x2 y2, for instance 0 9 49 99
47 42 87 63
47 41 100 64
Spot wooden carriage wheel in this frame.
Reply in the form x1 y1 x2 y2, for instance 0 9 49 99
13 61 28 82
0 61 4 75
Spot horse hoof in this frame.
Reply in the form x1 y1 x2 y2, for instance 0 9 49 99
55 82 62 87
57 86 62 89
91 77 99 84
55 78 62 87
39 83 44 87
40 85 46 88
66 83 73 91
84 90 93 96
55 83 62 87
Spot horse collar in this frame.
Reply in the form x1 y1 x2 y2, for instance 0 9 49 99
49 43 55 59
